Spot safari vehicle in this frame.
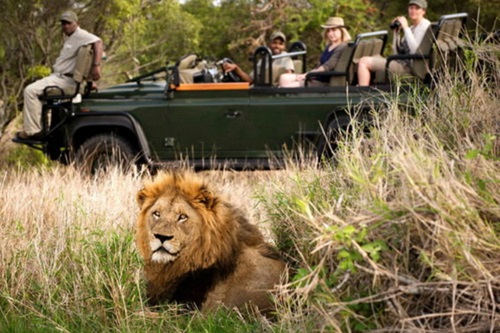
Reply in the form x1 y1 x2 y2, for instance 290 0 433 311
13 13 468 172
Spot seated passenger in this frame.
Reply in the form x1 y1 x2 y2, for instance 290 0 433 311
279 17 351 88
222 31 294 84
357 0 431 86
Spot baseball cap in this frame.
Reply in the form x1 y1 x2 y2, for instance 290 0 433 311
270 31 286 43
60 11 78 23
408 0 427 9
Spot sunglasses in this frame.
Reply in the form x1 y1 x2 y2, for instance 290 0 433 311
60 20 72 25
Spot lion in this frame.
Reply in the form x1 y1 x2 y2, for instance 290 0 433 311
135 171 286 313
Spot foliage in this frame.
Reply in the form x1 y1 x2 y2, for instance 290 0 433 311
3 145 54 170
26 65 52 81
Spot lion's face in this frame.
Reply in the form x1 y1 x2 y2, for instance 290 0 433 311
142 193 204 264
136 172 236 272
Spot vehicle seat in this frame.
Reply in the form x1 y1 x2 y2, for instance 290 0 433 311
176 54 204 84
288 41 307 74
329 43 356 86
413 13 467 82
303 31 387 87
352 36 385 85
293 60 303 74
383 13 468 84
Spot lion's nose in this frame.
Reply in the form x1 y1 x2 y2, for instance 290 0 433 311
154 234 173 243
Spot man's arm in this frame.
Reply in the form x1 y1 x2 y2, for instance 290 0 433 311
222 62 253 83
90 39 104 81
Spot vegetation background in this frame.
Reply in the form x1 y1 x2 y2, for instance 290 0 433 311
0 0 499 332
0 0 498 134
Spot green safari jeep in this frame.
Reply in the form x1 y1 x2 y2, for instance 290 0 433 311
13 13 467 172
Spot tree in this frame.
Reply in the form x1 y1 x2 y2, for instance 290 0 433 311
0 0 201 133
183 0 381 71
0 0 72 135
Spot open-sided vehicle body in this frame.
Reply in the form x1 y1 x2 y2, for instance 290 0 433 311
13 13 468 171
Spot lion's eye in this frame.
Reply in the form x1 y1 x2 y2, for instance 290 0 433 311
152 211 160 219
178 214 188 223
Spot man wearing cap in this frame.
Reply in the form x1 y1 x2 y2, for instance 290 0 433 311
17 10 103 140
357 0 431 86
222 31 294 85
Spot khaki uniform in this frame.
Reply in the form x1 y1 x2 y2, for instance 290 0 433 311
250 51 295 84
23 27 100 135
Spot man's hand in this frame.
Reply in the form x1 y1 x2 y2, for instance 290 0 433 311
222 62 238 73
91 65 101 81
398 16 409 30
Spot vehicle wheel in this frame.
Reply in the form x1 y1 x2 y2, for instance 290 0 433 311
317 123 341 160
75 134 137 174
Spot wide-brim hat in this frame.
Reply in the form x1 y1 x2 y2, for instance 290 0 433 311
321 17 348 29
321 17 351 42
60 11 78 23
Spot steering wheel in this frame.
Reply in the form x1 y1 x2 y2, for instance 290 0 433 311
221 58 241 82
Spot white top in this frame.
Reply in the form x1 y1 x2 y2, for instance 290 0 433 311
250 51 295 79
392 18 431 54
53 27 101 74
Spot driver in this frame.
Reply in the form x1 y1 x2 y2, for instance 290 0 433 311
222 31 294 85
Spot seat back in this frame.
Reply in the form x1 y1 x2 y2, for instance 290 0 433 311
328 43 356 86
177 54 198 70
73 44 94 84
173 54 205 84
410 26 435 80
414 13 468 81
293 59 304 74
287 41 307 74
325 30 387 86
350 31 387 85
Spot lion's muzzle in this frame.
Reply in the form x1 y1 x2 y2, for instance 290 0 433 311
150 234 180 263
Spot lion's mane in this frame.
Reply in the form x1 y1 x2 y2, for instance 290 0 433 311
136 171 286 312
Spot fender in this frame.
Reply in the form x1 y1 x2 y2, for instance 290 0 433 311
68 112 153 164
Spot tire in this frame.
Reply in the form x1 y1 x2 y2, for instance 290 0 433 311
317 123 341 160
75 134 137 174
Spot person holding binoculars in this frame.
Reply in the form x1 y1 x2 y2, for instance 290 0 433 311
357 0 431 86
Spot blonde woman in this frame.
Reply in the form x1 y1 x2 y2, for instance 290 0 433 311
357 0 431 86
280 17 351 87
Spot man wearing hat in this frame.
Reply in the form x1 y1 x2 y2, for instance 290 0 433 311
222 31 294 85
17 10 103 140
280 16 351 87
357 0 430 86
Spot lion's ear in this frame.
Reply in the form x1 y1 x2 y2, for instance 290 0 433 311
136 188 147 207
197 188 217 210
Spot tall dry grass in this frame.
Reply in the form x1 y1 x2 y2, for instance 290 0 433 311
0 165 296 331
261 43 500 332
